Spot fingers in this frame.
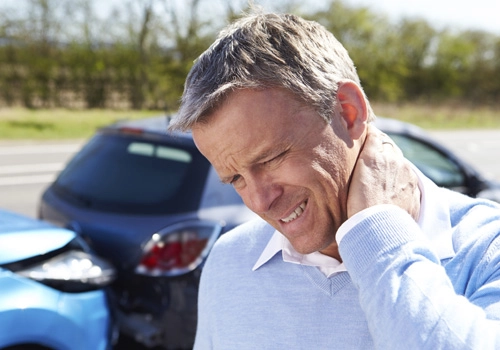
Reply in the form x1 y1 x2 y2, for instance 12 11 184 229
353 126 402 174
369 125 403 156
347 124 421 220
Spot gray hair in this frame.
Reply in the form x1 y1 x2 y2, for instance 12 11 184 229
169 12 373 131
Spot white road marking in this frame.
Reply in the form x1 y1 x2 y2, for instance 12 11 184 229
0 144 82 155
0 143 80 186
0 174 57 186
0 163 64 175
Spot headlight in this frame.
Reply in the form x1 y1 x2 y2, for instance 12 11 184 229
17 250 115 293
3 236 116 293
136 220 222 277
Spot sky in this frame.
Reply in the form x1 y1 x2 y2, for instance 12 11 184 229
84 0 500 35
344 0 500 34
78 0 500 37
3 0 499 36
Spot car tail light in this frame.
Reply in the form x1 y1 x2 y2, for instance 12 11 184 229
136 221 222 277
118 126 144 135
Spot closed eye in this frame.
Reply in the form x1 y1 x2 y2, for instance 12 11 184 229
230 174 241 184
263 150 288 165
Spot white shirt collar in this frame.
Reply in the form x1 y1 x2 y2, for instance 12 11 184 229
252 166 455 275
253 231 345 277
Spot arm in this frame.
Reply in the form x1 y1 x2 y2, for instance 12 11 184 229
346 124 420 221
342 126 500 349
340 206 500 349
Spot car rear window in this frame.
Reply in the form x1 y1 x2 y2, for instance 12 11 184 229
51 132 210 214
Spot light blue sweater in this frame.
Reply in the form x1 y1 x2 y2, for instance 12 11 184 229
194 188 500 349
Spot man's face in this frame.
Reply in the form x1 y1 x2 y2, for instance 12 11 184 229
192 88 359 258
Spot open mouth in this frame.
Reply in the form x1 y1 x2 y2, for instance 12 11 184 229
281 202 306 223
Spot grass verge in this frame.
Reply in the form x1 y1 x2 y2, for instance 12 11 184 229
1 103 500 140
372 102 500 130
0 108 165 140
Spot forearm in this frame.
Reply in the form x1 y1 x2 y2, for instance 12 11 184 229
339 206 500 350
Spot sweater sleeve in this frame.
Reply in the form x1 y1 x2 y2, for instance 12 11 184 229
339 205 500 350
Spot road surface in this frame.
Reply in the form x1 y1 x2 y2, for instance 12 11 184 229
0 140 84 218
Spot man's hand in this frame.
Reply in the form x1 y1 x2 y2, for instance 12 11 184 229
347 125 421 221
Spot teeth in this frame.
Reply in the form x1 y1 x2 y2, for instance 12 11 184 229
281 202 306 223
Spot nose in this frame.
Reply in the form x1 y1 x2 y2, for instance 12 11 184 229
240 172 282 215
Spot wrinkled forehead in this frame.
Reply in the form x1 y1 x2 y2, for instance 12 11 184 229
196 87 317 128
191 88 296 155
191 88 329 168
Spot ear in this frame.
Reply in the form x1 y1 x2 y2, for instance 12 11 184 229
336 80 368 140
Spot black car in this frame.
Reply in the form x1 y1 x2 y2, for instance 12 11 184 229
39 115 500 349
374 117 500 201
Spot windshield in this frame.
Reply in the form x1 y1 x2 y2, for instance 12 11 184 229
52 132 210 214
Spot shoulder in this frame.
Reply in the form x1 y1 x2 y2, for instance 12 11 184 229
206 218 275 265
446 188 500 219
215 218 275 253
446 189 500 262
446 189 500 235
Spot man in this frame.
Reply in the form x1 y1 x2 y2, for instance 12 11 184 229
169 11 500 349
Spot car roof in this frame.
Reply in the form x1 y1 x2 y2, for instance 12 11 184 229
374 116 428 136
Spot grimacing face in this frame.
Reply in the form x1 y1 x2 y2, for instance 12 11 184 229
192 88 362 259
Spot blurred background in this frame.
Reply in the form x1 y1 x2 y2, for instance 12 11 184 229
1 3 499 349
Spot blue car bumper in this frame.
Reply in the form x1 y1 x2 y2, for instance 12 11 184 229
0 269 114 350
